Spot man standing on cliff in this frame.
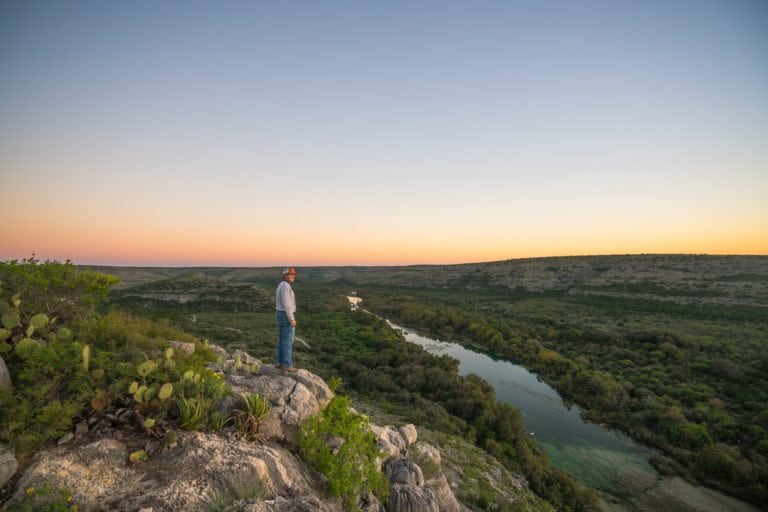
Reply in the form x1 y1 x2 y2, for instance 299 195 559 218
275 267 298 372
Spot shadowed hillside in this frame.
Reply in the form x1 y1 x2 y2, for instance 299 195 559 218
89 254 768 308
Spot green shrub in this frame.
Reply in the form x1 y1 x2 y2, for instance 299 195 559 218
76 310 228 426
0 304 227 459
298 391 388 510
0 335 93 455
0 257 117 322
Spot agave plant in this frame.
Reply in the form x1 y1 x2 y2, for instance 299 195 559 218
176 395 211 431
232 392 271 442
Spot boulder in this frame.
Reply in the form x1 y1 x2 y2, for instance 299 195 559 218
403 443 462 512
0 443 18 490
0 355 10 388
205 346 263 374
10 432 339 511
424 474 462 512
384 457 460 512
234 349 263 372
207 343 230 359
371 425 408 458
389 483 439 512
386 458 424 487
360 490 386 512
11 438 132 510
398 424 418 448
226 372 327 443
258 365 334 406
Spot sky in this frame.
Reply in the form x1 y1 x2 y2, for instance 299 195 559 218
1 0 767 266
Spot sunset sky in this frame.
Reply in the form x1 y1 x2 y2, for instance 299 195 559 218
2 1 767 266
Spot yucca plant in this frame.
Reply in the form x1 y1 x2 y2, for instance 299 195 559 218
240 392 271 420
232 392 271 442
176 395 210 431
209 410 230 432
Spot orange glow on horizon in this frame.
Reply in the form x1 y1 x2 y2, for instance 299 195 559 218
4 236 766 268
5 206 766 266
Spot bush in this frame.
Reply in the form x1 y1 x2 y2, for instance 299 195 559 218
0 336 93 455
298 391 388 510
1 270 226 460
0 257 118 322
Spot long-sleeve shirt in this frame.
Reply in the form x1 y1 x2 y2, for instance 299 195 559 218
275 280 296 321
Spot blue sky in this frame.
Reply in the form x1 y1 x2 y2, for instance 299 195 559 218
1 1 766 265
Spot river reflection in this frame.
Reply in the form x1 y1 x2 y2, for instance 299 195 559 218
348 297 759 512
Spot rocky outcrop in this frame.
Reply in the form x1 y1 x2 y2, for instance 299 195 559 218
13 434 340 511
372 425 409 458
225 366 332 443
387 459 425 487
399 424 418 447
6 345 464 512
389 484 439 512
421 474 462 512
375 426 464 512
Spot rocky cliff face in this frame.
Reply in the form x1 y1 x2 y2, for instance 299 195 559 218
4 345 468 511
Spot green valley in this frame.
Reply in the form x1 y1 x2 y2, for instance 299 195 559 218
97 254 768 510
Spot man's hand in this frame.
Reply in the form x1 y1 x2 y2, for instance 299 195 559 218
290 319 297 327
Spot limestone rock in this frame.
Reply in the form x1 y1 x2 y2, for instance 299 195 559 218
0 355 10 388
12 438 131 510
371 425 408 458
398 424 418 448
258 364 334 406
424 474 462 512
386 458 425 487
207 343 230 358
226 371 329 443
0 443 18 490
412 442 442 469
5 342 464 512
360 491 386 512
11 432 338 511
234 349 263 372
389 483 439 512
167 340 195 355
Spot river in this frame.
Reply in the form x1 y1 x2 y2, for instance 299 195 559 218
347 296 760 512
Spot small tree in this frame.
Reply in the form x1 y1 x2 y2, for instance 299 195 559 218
0 257 118 322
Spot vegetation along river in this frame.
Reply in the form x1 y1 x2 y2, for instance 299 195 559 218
347 296 759 512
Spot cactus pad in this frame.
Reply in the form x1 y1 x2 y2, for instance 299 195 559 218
1 312 19 330
29 313 48 329
158 383 174 400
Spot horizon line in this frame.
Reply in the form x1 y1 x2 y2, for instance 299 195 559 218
66 252 768 270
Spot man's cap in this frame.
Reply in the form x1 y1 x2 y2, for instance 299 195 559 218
282 267 297 275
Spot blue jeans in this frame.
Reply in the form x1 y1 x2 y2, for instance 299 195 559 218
275 310 295 367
